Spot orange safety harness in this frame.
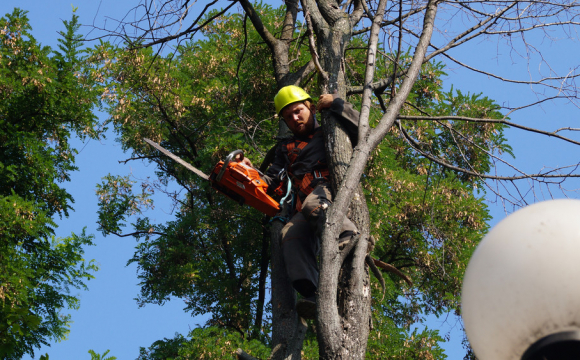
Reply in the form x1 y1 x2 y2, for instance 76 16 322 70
285 135 330 211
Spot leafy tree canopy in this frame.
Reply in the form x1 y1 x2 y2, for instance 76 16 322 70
0 8 101 359
92 3 510 359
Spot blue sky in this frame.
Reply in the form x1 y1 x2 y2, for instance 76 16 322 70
5 0 580 359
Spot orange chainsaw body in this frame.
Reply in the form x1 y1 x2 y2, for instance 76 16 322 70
141 140 279 216
210 157 280 217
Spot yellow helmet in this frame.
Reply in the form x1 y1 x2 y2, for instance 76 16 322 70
274 86 312 115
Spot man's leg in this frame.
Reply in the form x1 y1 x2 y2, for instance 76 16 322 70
280 184 358 320
302 182 358 239
280 212 319 319
280 212 319 298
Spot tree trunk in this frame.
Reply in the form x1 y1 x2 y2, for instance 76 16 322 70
316 2 439 357
270 218 308 360
315 14 372 360
240 0 436 357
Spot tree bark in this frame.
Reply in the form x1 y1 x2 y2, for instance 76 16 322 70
270 218 308 360
245 0 437 357
302 3 373 358
314 0 439 358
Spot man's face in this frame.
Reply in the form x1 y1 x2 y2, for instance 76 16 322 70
281 102 315 137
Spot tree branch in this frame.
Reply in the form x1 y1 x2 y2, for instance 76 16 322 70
398 121 580 181
236 348 260 360
304 8 329 83
238 0 279 47
105 229 167 238
358 0 388 142
351 4 428 36
398 114 580 147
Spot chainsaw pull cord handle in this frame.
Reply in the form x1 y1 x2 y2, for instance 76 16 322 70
216 149 244 182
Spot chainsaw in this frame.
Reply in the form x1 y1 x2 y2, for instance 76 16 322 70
143 138 280 217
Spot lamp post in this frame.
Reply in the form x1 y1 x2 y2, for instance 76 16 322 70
461 199 580 360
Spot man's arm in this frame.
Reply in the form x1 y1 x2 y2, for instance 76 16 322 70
236 146 286 194
318 94 360 146
261 143 287 193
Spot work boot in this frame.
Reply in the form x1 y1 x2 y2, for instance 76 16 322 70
296 296 316 320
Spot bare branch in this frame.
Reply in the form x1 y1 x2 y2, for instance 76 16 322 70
104 228 167 238
554 127 580 134
349 0 365 24
398 121 580 181
370 256 413 286
398 115 580 147
423 2 518 62
236 348 260 360
351 4 428 36
304 9 329 83
367 0 439 147
358 0 389 141
436 49 580 89
238 0 278 47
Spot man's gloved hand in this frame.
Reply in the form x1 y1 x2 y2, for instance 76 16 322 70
317 93 338 111
235 153 254 168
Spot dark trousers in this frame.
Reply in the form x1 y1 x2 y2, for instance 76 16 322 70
280 183 357 297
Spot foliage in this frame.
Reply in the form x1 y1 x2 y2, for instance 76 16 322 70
91 4 284 341
91 3 509 359
137 333 186 360
0 8 100 359
365 81 503 317
138 328 271 360
360 62 510 358
88 349 117 360
367 304 447 359
136 327 321 360
96 174 154 236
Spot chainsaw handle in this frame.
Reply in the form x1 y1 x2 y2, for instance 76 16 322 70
216 149 244 182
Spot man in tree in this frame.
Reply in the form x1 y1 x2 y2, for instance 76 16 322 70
246 86 361 319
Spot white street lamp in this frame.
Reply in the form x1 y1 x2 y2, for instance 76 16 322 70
462 199 580 360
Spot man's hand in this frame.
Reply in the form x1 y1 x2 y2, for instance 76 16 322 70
317 93 338 111
235 153 254 168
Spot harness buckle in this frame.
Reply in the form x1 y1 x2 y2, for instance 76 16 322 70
313 170 323 179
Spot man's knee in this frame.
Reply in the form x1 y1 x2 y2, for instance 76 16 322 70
280 213 309 245
301 183 332 219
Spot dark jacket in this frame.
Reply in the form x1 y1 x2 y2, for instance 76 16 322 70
263 98 360 205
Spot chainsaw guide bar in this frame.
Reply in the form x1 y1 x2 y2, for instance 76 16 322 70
143 138 210 181
143 138 280 217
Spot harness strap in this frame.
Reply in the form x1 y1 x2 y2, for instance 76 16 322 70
283 131 329 211
294 169 330 211
286 135 312 164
